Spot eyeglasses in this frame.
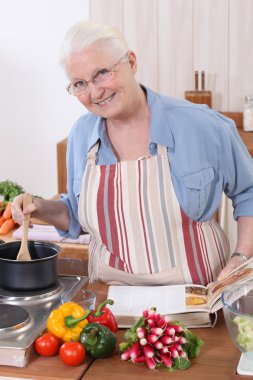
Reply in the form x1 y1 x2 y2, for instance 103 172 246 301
66 54 127 96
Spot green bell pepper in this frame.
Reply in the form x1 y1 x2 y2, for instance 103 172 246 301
80 322 116 358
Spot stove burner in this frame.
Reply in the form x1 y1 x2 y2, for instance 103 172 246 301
0 304 30 333
0 280 62 302
0 275 87 367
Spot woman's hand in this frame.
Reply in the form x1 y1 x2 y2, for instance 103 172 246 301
11 193 38 226
217 256 248 281
12 194 70 231
218 217 253 281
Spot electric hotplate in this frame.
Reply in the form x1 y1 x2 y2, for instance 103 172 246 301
0 274 88 367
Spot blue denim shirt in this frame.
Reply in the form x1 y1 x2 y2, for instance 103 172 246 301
59 86 253 238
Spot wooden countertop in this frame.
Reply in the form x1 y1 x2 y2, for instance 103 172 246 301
84 317 239 380
0 223 89 261
86 282 243 380
0 281 243 380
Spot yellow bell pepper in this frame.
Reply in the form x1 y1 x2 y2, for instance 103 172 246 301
47 301 92 342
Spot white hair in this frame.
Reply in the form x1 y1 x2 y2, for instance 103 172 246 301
59 20 129 70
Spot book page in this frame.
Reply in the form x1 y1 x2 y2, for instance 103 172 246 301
107 284 209 317
207 257 253 311
115 310 216 329
184 285 208 310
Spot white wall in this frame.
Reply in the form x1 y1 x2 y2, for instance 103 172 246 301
0 0 89 198
90 0 253 112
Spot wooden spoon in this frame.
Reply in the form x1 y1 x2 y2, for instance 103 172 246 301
16 193 33 261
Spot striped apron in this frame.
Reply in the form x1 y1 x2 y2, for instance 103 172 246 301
78 143 230 285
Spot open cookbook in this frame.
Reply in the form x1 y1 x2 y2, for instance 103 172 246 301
107 257 253 328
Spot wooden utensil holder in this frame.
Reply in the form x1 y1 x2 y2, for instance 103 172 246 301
185 90 212 108
185 70 212 108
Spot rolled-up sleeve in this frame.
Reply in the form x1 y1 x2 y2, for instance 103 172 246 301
56 116 90 239
57 193 81 239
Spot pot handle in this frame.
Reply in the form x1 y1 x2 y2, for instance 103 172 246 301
0 239 5 245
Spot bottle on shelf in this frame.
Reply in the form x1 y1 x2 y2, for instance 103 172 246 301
243 95 253 132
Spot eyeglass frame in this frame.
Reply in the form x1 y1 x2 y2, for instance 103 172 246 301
66 53 128 96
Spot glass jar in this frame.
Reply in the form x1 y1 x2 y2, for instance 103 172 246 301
243 95 253 132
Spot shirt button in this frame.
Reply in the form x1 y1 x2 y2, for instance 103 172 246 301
149 143 156 150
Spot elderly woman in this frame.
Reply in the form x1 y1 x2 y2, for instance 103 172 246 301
12 21 253 285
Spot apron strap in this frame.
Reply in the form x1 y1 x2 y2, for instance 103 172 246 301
157 144 168 157
87 142 100 165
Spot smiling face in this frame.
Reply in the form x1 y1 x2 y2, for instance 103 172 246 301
65 47 139 120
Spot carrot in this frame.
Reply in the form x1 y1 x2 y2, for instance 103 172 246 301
3 202 12 220
0 215 5 226
0 218 15 235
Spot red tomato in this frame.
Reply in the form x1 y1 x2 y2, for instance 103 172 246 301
59 342 86 366
35 333 60 357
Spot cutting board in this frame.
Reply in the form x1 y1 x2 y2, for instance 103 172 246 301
0 352 93 380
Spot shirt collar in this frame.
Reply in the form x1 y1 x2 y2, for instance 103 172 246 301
87 85 175 151
146 86 175 150
88 117 108 150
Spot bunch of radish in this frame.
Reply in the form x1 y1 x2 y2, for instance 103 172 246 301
119 307 203 371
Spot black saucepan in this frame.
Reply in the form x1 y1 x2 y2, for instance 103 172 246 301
0 239 60 290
